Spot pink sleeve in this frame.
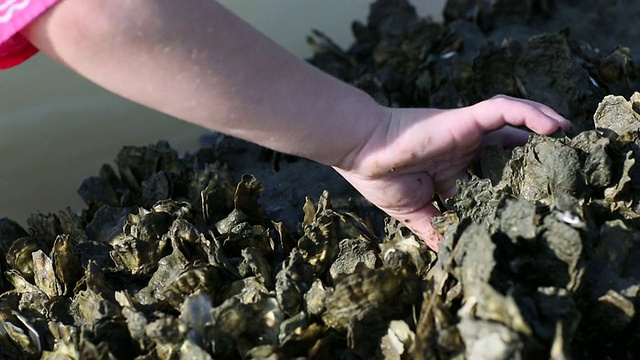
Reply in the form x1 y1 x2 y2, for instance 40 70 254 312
0 0 61 69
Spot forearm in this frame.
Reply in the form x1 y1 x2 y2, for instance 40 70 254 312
22 0 388 167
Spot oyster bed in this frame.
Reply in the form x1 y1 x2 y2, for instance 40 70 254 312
3 0 640 358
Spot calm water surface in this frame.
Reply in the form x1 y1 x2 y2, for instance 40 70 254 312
0 1 443 225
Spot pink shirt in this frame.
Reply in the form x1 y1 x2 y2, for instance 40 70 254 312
0 0 60 69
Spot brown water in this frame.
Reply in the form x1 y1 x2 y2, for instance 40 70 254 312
0 1 444 225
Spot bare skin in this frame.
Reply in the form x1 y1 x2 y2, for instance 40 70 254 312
335 99 568 250
20 0 570 250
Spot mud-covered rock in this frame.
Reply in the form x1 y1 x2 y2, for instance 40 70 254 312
594 92 640 135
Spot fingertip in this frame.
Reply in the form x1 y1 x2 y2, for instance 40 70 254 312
538 115 570 135
522 115 569 138
548 116 571 134
559 118 572 132
521 99 570 133
406 222 442 252
424 231 442 252
395 203 443 252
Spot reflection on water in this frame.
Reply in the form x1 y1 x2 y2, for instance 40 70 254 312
0 1 443 224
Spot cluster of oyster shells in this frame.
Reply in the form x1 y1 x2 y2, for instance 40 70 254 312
2 0 640 358
0 139 435 359
419 93 640 359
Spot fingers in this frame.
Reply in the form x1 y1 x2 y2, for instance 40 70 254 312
470 95 571 135
338 169 445 252
516 97 572 132
481 126 532 148
385 202 443 252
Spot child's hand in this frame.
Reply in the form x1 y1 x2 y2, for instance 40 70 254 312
334 95 571 251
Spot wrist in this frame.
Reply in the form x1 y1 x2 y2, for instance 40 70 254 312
331 103 395 174
326 100 392 171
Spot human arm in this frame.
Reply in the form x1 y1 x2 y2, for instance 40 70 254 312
20 0 385 168
21 0 570 250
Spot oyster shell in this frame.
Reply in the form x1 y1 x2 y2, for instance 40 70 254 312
322 267 421 357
